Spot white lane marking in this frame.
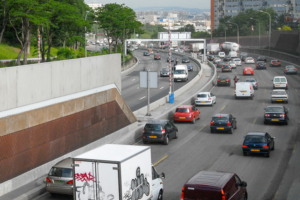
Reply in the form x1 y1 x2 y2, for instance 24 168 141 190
132 79 135 81
160 87 164 89
140 96 146 100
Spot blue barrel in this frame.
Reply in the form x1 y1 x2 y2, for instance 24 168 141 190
169 93 174 104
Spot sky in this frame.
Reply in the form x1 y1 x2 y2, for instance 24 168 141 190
84 0 210 9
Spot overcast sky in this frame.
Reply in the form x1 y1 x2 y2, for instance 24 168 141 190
84 0 210 9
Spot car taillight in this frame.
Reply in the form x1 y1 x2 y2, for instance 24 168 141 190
296 68 298 70
262 145 269 149
221 189 226 200
286 69 289 71
67 180 73 185
253 59 255 61
222 67 224 68
208 98 211 100
181 186 185 200
162 129 165 134
227 122 231 126
255 83 257 86
272 62 274 64
218 80 220 82
143 129 145 133
265 114 270 117
210 121 214 125
257 65 259 67
46 177 52 183
230 66 232 69
286 84 288 87
218 116 223 118
243 145 248 148
280 114 286 117
226 79 229 81
250 85 252 90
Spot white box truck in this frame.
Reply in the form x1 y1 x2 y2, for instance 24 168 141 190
235 82 254 99
189 43 204 53
207 43 220 55
174 64 188 82
72 144 165 200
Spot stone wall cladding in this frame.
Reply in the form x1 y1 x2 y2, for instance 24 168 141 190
0 88 136 183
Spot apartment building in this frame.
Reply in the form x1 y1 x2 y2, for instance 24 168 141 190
211 0 300 30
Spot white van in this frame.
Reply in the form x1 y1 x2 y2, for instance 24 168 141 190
235 82 254 99
174 64 188 82
273 76 288 90
228 51 238 58
218 52 225 58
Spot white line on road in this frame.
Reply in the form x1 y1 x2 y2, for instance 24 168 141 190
160 87 164 89
140 96 146 100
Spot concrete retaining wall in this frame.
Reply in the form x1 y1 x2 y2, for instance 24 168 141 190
0 54 121 112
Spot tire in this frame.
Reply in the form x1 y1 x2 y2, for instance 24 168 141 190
234 123 237 129
243 152 247 156
143 140 147 144
192 117 195 124
174 131 178 139
210 128 214 133
285 120 288 125
157 190 163 200
264 120 267 125
266 151 270 158
164 136 169 145
229 127 233 134
211 103 213 107
271 143 275 150
286 86 288 90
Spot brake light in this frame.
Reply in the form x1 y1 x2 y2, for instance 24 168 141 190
272 62 274 64
210 121 214 125
255 83 257 86
46 177 52 183
181 186 185 200
218 116 223 118
253 59 255 61
218 80 220 82
226 79 229 81
262 145 269 149
286 84 288 87
143 129 145 133
257 65 259 67
286 69 289 71
265 114 270 117
243 145 248 148
162 129 165 134
250 85 252 90
296 68 297 70
221 189 226 200
222 66 224 69
67 180 73 185
227 122 231 126
208 98 211 100
280 114 286 117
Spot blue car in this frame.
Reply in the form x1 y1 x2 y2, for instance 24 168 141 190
285 65 297 74
242 132 275 157
256 61 267 70
186 64 193 71
144 51 150 56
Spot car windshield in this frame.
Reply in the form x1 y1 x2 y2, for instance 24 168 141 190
245 79 256 82
49 167 73 177
176 108 190 113
174 70 185 74
272 91 286 95
145 124 162 131
266 107 284 112
245 135 266 143
212 117 228 122
197 94 207 98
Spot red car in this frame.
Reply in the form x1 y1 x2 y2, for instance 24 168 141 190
173 105 200 124
270 60 281 67
154 53 161 60
148 48 153 53
243 67 254 75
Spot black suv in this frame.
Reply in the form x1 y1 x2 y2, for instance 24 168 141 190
257 56 267 62
143 120 178 145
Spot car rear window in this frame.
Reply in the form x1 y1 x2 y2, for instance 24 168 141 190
176 108 190 113
274 78 280 82
197 94 207 98
245 135 266 143
245 79 255 82
212 117 228 122
145 124 162 131
49 167 73 177
266 107 284 112
272 91 286 95
286 66 294 69
174 70 185 74
280 78 287 82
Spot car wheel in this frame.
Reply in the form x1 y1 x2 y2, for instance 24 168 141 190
285 120 288 125
264 120 267 125
50 193 57 197
143 140 147 144
174 131 178 139
164 136 169 145
286 101 288 104
271 143 275 150
192 117 196 124
157 190 163 200
229 127 233 134
210 128 214 133
234 123 237 129
243 152 247 156
286 86 288 90
266 151 270 158
211 102 213 107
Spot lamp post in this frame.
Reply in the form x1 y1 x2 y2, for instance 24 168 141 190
84 11 90 58
259 10 271 55
226 22 239 44
250 18 260 48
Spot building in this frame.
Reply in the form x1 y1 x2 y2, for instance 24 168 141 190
211 0 300 30
87 3 104 10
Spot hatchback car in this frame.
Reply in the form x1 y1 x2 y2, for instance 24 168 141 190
217 76 231 86
245 57 255 64
256 61 267 70
148 48 154 53
257 56 267 62
195 92 216 106
222 64 232 72
210 114 237 134
228 61 237 69
186 63 193 71
285 65 297 74
232 58 242 66
166 57 174 62
144 51 150 56
242 132 275 157
243 67 254 75
271 89 288 103
264 105 289 125
154 53 161 60
173 105 200 124
46 158 73 196
245 78 258 90
217 61 225 68
270 60 281 67
143 120 178 145
213 57 222 64
182 56 190 63
223 55 231 61
208 55 215 61
160 67 170 77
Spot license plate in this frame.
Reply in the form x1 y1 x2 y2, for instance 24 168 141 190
180 117 186 119
247 72 251 74
54 180 64 184
276 99 282 101
221 81 225 82
240 91 246 93
276 85 280 87
272 119 279 121
201 101 206 103
149 136 157 138
217 127 224 130
251 149 260 152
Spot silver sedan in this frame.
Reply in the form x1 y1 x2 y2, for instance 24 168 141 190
245 57 255 64
271 89 288 103
233 58 242 66
229 61 237 69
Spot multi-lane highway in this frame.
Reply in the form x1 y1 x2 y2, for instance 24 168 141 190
35 52 299 200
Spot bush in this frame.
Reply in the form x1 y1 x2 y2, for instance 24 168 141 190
56 48 76 60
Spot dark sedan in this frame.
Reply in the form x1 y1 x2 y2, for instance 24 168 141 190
217 61 225 68
270 60 281 67
222 64 232 72
264 105 289 125
166 57 174 62
186 63 193 71
210 114 237 134
285 65 297 74
182 56 190 63
257 56 267 62
217 76 231 86
223 55 231 61
143 120 178 145
160 67 170 77
256 61 267 70
242 132 275 157
241 55 247 61
208 55 215 61
144 51 150 56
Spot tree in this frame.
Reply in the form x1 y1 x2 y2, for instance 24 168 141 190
0 0 13 44
178 24 195 33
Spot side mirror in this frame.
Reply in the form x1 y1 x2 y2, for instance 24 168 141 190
241 181 247 187
160 172 165 179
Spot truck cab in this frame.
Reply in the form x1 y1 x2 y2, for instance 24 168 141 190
152 165 165 200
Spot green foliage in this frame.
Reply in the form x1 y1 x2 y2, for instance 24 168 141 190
178 24 195 33
281 25 292 30
56 47 77 60
192 31 211 38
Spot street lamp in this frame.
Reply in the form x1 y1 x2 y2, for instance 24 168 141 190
258 10 271 55
84 11 90 58
250 18 260 48
226 21 239 44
